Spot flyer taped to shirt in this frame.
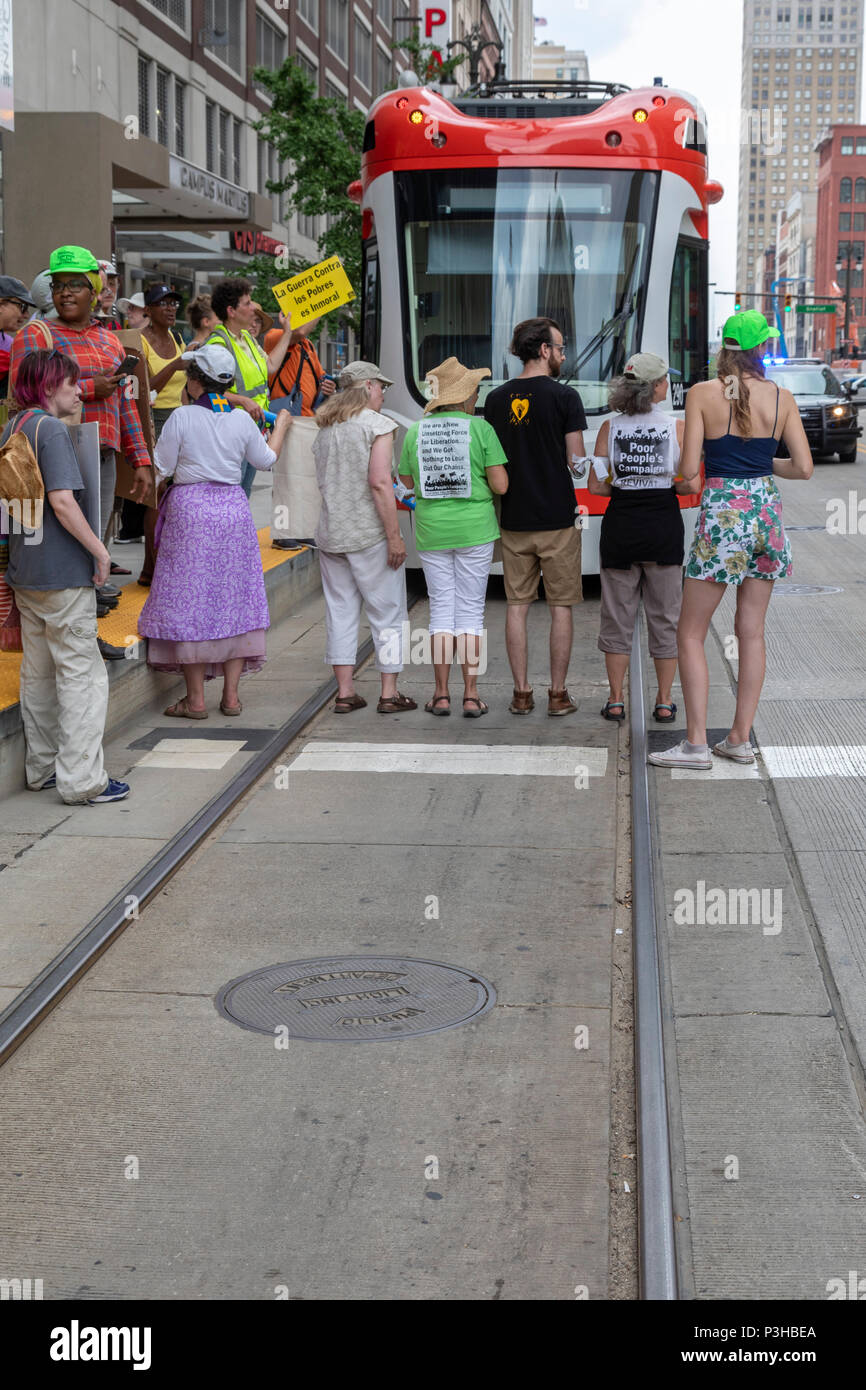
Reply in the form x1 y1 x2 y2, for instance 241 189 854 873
417 417 472 499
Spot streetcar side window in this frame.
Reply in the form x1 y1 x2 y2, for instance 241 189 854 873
668 239 708 407
361 241 381 365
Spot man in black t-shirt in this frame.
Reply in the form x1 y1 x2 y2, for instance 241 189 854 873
485 317 587 716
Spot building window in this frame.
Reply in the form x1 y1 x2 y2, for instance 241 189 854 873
854 212 866 230
378 0 392 23
206 100 215 172
297 51 319 90
174 79 186 157
840 210 852 229
298 0 318 30
256 13 287 75
258 138 283 224
203 0 243 75
155 66 169 147
325 79 346 103
841 136 854 153
218 109 229 178
355 19 372 91
142 0 188 27
327 0 349 61
856 178 866 202
233 117 243 186
138 55 150 138
841 176 853 200
377 44 392 94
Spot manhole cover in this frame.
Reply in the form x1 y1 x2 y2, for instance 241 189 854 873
774 583 843 596
215 956 496 1042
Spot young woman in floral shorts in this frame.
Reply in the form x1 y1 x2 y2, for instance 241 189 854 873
649 310 814 771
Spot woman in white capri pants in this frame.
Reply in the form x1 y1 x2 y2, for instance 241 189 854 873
399 357 509 717
313 361 416 714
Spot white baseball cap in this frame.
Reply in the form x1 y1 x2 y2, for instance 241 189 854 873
117 293 146 312
180 342 236 385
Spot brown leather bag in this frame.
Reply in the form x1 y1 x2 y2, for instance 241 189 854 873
0 411 46 532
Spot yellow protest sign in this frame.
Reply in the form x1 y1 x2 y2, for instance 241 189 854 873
272 256 356 327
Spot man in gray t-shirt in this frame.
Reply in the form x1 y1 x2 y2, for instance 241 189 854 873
1 407 128 804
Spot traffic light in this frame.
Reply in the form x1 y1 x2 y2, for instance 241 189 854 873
735 293 742 311
785 293 792 309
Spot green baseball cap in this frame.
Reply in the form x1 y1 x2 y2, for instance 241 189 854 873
722 309 780 351
49 245 100 276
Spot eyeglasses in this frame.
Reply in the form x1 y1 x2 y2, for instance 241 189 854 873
547 339 567 353
52 279 92 294
0 298 30 315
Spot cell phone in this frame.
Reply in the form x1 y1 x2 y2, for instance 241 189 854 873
116 353 141 378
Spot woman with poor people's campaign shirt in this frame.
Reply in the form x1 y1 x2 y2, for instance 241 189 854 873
588 352 687 726
399 356 508 718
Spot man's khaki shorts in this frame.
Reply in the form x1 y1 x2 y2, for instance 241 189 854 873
500 526 582 606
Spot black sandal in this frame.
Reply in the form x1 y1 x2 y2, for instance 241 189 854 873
601 700 625 722
653 702 677 723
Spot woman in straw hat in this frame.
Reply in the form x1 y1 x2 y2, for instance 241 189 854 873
398 357 509 717
648 310 813 772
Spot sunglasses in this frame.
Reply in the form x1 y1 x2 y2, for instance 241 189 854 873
0 298 30 315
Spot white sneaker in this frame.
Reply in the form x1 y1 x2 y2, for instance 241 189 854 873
713 737 756 764
647 740 712 770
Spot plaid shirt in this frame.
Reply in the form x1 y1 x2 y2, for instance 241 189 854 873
10 320 151 467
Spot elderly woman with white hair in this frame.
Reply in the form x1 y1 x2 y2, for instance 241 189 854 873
399 356 509 717
313 360 416 715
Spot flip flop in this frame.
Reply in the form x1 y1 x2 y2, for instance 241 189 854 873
164 698 208 719
424 695 451 716
110 562 132 576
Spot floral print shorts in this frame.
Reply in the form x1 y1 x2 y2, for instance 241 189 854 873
684 476 793 585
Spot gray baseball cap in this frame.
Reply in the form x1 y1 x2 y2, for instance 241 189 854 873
180 342 236 385
0 275 36 308
339 360 393 388
623 352 669 383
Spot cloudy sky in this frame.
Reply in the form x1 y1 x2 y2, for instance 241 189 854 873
535 0 746 337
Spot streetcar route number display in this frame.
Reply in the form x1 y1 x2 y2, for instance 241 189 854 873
417 417 472 498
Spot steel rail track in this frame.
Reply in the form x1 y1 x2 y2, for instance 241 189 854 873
0 622 394 1067
630 611 679 1299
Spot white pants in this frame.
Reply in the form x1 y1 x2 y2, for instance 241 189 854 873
319 539 409 672
418 542 494 635
15 586 109 803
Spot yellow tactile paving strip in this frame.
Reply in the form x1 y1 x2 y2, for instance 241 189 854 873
0 530 304 714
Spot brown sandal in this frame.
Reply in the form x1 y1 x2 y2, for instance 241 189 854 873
424 695 451 716
377 692 418 713
334 693 367 713
164 697 208 720
220 699 243 716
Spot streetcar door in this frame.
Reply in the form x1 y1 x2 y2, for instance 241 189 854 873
361 239 381 364
669 238 708 408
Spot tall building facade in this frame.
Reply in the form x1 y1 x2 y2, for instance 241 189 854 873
813 123 866 353
2 1 408 301
735 0 863 308
531 43 590 83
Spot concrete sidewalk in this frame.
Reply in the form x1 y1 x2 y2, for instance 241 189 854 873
0 592 627 1300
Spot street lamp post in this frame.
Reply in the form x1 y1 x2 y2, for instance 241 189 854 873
835 241 863 357
447 24 504 89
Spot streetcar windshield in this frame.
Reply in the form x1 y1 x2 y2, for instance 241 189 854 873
396 168 659 413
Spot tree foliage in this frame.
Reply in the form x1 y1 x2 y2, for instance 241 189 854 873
392 27 466 85
252 58 365 332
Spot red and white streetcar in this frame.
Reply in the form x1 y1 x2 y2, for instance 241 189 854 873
355 76 722 570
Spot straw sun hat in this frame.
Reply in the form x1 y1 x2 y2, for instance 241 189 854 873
423 356 491 414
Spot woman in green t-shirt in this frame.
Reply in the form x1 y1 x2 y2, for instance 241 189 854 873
399 357 508 717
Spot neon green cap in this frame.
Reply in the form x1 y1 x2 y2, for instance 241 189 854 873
49 245 100 276
722 310 780 351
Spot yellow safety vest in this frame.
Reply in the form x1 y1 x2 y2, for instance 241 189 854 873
207 326 270 408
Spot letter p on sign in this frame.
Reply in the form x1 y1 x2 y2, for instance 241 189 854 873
424 2 451 46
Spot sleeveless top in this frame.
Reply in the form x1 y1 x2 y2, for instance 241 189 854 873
702 384 780 478
600 406 684 569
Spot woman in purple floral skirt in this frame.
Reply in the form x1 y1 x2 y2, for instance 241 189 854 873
139 343 291 717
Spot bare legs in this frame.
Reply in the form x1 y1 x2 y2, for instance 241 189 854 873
430 632 481 703
182 657 246 713
677 576 773 745
604 652 677 708
334 662 398 702
506 602 574 692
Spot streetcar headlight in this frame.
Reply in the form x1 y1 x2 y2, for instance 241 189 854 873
408 109 424 124
633 108 649 123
